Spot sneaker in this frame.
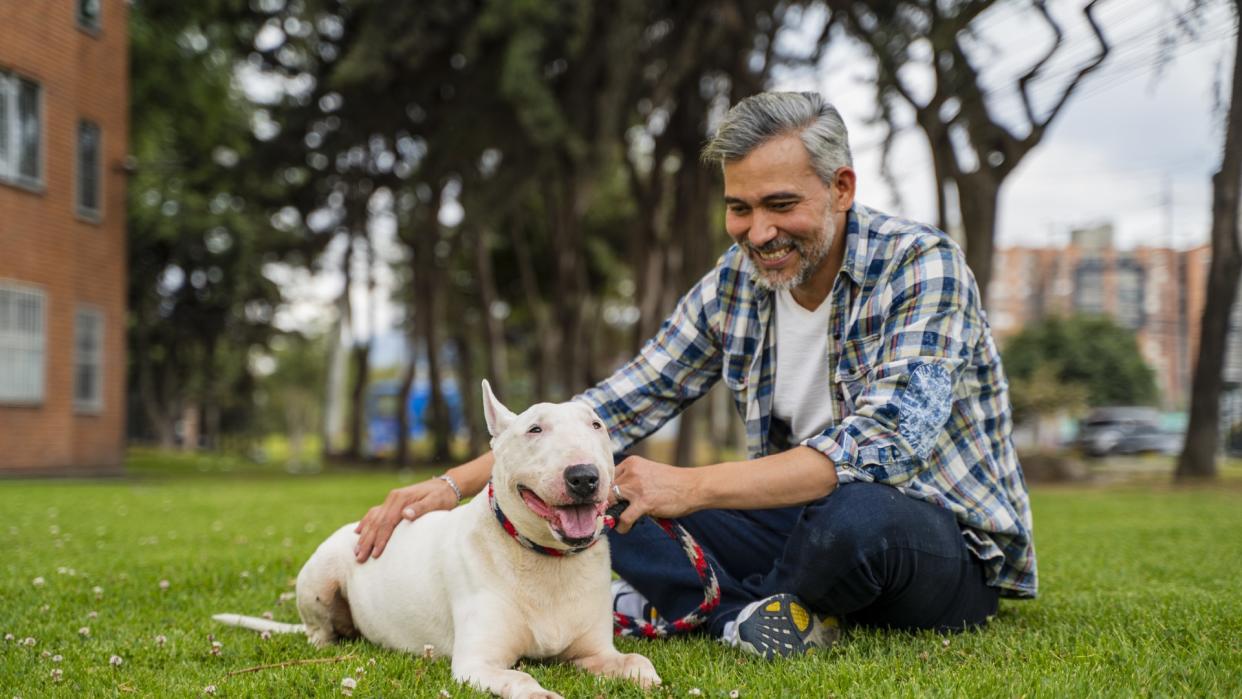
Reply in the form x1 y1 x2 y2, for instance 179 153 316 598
611 579 664 625
726 593 840 659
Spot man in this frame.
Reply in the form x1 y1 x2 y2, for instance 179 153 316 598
353 91 1035 659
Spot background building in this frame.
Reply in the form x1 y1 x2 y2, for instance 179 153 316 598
990 224 1231 409
0 1 128 474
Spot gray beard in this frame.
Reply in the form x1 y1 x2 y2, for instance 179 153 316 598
747 212 836 292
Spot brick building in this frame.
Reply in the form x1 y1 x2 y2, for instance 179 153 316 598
990 224 1228 409
0 1 128 474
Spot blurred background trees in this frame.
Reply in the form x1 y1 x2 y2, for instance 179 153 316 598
123 0 1240 479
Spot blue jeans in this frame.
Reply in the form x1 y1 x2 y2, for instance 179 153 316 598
608 481 1000 636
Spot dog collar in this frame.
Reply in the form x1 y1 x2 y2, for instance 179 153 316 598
487 480 613 557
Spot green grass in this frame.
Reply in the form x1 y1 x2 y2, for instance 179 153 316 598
2 457 1241 698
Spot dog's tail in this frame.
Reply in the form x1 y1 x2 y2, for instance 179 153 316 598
212 613 305 634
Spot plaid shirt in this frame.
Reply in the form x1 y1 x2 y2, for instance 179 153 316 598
578 203 1036 598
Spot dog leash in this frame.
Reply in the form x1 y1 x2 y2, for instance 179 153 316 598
606 498 721 639
487 481 720 638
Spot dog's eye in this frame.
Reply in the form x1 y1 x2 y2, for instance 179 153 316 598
527 425 542 434
591 421 602 430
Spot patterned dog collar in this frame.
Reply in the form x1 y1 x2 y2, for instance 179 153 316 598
487 480 611 557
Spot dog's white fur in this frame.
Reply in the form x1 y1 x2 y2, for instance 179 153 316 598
214 381 658 699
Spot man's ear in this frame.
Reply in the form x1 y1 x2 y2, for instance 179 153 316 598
832 166 857 212
481 379 517 437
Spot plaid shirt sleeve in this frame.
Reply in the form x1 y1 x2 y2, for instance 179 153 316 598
804 237 974 486
574 267 724 452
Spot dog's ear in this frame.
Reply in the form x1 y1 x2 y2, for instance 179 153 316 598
481 379 517 437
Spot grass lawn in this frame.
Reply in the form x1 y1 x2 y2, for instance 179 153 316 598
2 455 1241 698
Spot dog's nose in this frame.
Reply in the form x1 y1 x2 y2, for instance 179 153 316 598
564 464 600 499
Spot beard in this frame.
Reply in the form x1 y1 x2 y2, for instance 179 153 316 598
745 209 837 292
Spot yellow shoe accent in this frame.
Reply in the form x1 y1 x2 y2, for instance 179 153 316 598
821 615 839 628
790 603 810 633
764 600 782 613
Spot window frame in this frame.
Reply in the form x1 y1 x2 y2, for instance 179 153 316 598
73 306 105 414
0 281 48 406
0 70 44 191
76 119 103 222
77 0 102 33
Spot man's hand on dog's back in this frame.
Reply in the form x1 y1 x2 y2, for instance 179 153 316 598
354 451 497 562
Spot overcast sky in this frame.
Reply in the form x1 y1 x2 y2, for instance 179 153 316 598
776 0 1237 251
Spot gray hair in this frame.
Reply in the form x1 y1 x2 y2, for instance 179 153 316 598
701 91 852 185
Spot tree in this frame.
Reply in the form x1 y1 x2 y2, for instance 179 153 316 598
1002 315 1158 409
127 0 298 448
825 0 1109 304
1178 1 1242 481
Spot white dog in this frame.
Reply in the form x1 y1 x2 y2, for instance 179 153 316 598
215 380 659 698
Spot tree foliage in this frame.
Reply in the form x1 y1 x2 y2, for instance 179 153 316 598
1002 315 1158 411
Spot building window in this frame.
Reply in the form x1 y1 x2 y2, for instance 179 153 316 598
78 0 101 31
74 308 104 412
0 283 46 404
77 120 102 219
0 72 42 188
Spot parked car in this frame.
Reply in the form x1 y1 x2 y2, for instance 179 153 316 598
1076 407 1184 457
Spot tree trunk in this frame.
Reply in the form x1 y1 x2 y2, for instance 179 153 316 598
413 219 452 463
474 226 508 388
323 234 354 459
1177 9 1242 481
510 219 554 402
395 342 415 468
452 312 486 456
346 340 370 460
957 172 1000 306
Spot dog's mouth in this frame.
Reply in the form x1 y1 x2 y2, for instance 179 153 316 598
518 486 606 543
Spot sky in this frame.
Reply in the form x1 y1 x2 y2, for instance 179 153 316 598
777 0 1237 251
272 0 1239 342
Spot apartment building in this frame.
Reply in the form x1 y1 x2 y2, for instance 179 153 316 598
0 1 128 474
990 224 1226 409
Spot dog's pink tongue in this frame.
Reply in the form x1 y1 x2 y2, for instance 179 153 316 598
554 504 598 539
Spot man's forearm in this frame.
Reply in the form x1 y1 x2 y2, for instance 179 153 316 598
693 446 838 511
444 451 495 498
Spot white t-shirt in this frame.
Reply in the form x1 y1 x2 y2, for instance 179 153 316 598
773 289 836 444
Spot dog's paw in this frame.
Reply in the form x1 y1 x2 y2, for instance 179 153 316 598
621 652 661 689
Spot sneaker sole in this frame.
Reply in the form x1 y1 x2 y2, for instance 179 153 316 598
736 594 840 659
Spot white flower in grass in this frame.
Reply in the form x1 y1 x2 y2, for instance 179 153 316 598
203 685 217 695
32 577 45 587
367 658 376 666
87 611 98 619
278 592 295 604
41 650 50 658
340 677 357 696
78 627 90 638
4 633 13 641
210 640 223 656
259 631 271 640
159 580 170 591
52 654 62 662
730 691 741 698
92 586 104 600
439 691 451 698
688 689 702 697
422 644 435 659
261 611 273 620
49 525 60 536
39 605 49 613
50 668 63 682
109 654 123 667
155 635 167 647
22 637 36 647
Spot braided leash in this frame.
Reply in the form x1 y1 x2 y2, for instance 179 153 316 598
488 482 720 638
605 500 721 638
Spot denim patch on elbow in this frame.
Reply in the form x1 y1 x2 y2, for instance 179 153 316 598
896 363 952 458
